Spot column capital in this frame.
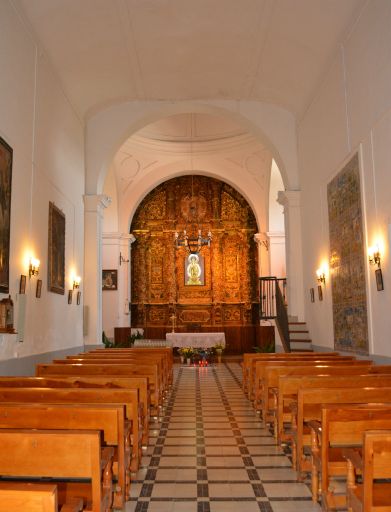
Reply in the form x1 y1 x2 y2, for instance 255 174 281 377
277 190 301 208
254 232 269 251
84 194 112 212
102 232 136 243
266 230 285 240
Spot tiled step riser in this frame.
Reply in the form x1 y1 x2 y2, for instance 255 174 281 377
288 321 313 351
289 331 310 340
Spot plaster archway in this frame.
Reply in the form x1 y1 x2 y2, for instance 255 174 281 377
86 100 299 195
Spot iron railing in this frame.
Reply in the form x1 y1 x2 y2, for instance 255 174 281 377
259 277 290 353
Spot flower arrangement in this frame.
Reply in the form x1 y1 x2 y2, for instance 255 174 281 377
180 347 194 359
214 343 225 353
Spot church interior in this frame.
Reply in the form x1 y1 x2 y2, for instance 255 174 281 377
1 1 391 511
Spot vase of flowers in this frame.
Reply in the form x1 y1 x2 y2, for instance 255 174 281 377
214 343 224 363
181 347 193 365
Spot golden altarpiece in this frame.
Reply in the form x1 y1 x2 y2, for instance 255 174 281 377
130 175 260 353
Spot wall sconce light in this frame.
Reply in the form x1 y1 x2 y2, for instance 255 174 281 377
316 268 326 285
29 258 40 278
368 246 381 267
119 252 129 265
73 276 81 289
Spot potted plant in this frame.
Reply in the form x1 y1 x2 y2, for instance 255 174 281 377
181 347 193 365
214 343 224 363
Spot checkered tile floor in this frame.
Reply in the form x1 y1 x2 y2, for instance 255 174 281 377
125 363 321 512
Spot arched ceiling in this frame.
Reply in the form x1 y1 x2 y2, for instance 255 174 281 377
16 0 365 119
110 113 273 199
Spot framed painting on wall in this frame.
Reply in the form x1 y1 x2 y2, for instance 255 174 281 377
48 202 65 294
102 269 118 290
0 137 13 294
375 268 384 291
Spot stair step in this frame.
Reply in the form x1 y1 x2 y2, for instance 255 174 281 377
290 338 312 343
291 349 313 352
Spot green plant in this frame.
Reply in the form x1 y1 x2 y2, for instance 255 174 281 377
214 343 225 353
102 331 114 348
253 341 275 353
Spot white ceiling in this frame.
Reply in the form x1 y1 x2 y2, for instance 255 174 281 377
16 0 365 119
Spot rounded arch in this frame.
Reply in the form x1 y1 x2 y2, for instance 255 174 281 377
86 100 299 197
118 160 267 235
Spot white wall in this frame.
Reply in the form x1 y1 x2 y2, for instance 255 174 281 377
0 1 85 360
298 0 391 357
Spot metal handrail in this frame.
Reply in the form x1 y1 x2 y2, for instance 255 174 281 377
259 277 290 352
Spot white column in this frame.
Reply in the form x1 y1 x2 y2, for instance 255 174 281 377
254 233 270 277
102 232 135 332
277 190 305 321
83 194 111 345
267 231 286 278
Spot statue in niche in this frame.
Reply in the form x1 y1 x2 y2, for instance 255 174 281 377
185 253 204 286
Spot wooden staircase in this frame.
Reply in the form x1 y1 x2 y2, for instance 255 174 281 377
288 321 313 352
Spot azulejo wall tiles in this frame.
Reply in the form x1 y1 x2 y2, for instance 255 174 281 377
327 153 368 354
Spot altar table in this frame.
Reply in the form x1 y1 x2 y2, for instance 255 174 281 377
166 332 225 349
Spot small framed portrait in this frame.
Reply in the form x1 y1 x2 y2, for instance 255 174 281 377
317 285 323 301
102 269 118 290
19 274 26 294
77 291 81 305
310 287 315 303
36 279 42 298
68 289 73 304
375 268 384 291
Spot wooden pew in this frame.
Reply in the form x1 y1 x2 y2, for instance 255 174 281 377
275 373 391 444
0 386 142 472
244 353 351 400
0 375 150 446
0 403 130 509
0 483 62 512
0 429 113 512
253 359 373 414
293 387 391 476
36 363 161 415
90 347 173 385
344 430 391 512
62 354 168 395
241 352 341 393
309 404 391 509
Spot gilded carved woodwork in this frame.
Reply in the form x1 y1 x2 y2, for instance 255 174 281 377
130 175 259 330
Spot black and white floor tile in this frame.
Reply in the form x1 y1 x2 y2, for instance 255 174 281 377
125 363 321 512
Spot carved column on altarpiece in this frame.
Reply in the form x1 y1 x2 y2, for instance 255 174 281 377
254 232 270 277
134 233 148 328
83 194 111 345
164 230 177 320
240 232 254 324
210 231 224 325
277 190 304 320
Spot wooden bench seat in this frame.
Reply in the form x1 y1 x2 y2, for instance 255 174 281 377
0 429 113 512
244 353 355 400
276 373 391 444
344 430 391 512
241 352 341 394
0 483 63 512
256 364 376 425
292 387 391 476
0 403 130 509
36 362 161 415
0 375 150 446
253 360 373 416
308 404 391 509
0 386 142 472
62 355 168 396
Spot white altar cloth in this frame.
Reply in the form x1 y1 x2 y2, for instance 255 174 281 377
166 332 225 349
